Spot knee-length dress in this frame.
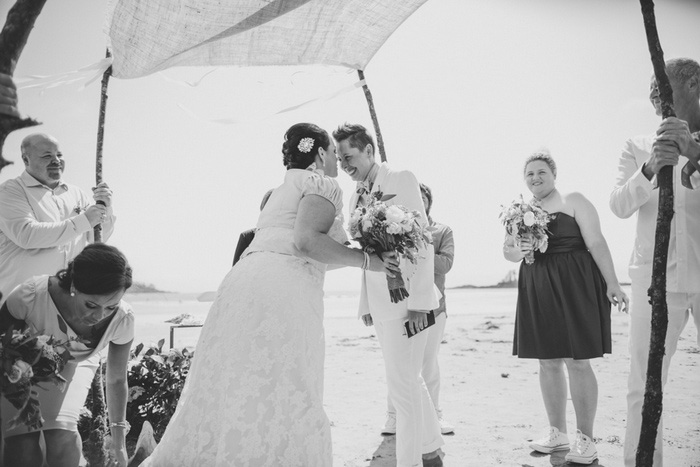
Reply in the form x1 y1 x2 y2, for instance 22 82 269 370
513 212 611 359
1 276 135 437
141 169 346 467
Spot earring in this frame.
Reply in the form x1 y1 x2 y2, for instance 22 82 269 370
70 287 75 297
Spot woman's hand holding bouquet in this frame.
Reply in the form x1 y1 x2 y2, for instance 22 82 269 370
349 191 430 303
500 195 552 265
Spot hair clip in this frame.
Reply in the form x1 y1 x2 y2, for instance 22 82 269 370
298 137 314 153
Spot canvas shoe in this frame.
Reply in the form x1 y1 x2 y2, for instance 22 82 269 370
529 426 570 454
565 430 598 464
436 410 455 434
380 412 396 435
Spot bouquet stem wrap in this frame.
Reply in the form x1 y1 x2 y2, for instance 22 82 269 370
521 233 536 265
386 269 409 303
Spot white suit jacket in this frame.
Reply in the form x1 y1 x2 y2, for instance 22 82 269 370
349 163 439 322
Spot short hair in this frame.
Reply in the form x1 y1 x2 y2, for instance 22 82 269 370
419 183 433 214
57 243 133 295
666 57 700 86
332 123 375 154
523 149 557 178
281 123 331 170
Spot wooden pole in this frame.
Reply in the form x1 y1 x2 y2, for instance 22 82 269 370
0 0 46 173
357 69 387 162
93 49 112 243
637 1 675 465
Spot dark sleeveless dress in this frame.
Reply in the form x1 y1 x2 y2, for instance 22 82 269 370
513 212 611 359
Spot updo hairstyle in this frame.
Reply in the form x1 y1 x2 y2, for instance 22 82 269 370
57 243 133 295
282 123 331 170
523 150 557 178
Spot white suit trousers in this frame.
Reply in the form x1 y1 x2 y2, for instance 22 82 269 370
624 284 700 467
375 318 444 467
388 312 447 414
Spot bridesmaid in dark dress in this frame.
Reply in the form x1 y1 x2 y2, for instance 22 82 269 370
503 151 628 465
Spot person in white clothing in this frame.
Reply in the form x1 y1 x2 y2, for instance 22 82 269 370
334 123 444 467
609 57 700 467
0 132 114 303
382 183 455 437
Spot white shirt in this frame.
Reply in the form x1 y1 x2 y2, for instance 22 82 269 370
609 134 700 292
0 171 115 302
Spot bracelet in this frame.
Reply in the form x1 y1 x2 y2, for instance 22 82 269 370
110 420 131 434
361 251 370 270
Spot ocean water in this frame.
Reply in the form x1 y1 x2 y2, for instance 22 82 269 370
126 287 521 350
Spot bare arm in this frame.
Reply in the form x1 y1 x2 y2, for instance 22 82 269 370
572 193 629 312
294 194 398 275
105 340 132 467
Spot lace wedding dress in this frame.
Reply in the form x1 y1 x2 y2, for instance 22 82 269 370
141 170 345 467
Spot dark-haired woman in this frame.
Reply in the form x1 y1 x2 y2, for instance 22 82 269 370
0 243 134 467
141 123 398 467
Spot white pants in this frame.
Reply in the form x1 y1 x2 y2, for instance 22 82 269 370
388 312 447 414
375 318 444 467
624 284 700 467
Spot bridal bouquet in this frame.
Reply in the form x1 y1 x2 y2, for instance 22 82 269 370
499 195 552 265
349 191 430 303
0 326 73 430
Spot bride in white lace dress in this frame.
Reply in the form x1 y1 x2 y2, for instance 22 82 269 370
141 123 397 467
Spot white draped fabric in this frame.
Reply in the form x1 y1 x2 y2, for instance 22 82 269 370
106 0 429 79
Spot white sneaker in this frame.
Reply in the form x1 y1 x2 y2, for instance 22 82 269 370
529 426 569 454
436 410 455 434
565 430 598 464
380 413 396 435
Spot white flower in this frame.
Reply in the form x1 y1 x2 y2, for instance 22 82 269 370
362 216 374 231
523 211 536 226
385 205 405 224
386 222 403 234
8 360 33 383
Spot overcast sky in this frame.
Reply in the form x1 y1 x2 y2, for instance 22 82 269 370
2 0 699 293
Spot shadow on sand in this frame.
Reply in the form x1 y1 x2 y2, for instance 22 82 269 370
527 449 607 467
368 436 396 466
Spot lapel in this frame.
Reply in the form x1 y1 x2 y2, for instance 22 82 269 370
370 163 390 199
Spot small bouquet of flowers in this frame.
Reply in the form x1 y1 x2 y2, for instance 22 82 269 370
0 326 73 430
349 191 430 303
499 195 552 265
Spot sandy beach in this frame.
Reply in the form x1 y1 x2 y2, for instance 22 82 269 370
127 287 699 466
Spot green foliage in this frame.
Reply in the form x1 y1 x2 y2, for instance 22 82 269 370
79 339 193 457
124 339 193 442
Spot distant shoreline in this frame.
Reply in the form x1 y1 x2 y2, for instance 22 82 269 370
451 281 632 289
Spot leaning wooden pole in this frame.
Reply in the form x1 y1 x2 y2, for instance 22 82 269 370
357 69 387 162
637 1 675 465
93 48 112 243
0 0 46 173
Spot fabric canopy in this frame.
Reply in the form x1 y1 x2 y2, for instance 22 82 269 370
107 0 429 79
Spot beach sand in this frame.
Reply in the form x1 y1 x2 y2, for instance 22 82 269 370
128 287 699 466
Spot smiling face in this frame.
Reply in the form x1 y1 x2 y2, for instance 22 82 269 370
72 288 126 326
337 139 374 182
524 160 556 199
649 67 699 119
22 134 64 188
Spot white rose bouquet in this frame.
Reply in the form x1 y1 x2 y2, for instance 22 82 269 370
349 191 430 303
499 195 552 265
0 326 73 430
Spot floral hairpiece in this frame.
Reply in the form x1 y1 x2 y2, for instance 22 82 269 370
298 137 315 153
